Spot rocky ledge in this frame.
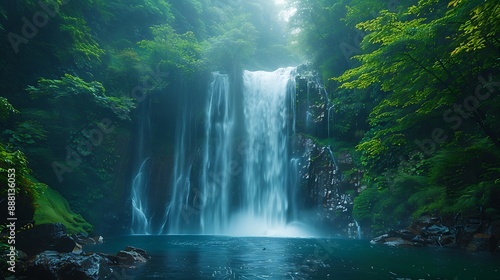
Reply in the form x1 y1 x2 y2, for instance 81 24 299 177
17 246 150 280
4 223 150 280
370 214 500 253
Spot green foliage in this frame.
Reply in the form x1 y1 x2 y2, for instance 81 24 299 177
352 186 378 220
335 0 499 145
0 97 18 121
0 144 37 222
139 25 205 76
427 137 500 203
450 1 500 56
319 0 500 233
3 121 47 147
59 15 105 63
205 15 258 71
26 74 134 120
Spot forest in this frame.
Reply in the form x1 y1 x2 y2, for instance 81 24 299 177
0 0 499 277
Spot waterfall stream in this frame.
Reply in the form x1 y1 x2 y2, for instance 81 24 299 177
131 99 153 234
131 68 308 236
234 67 297 235
166 67 301 236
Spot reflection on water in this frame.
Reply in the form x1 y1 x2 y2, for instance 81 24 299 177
86 235 499 279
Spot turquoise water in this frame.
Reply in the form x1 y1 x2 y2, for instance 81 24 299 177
86 235 499 279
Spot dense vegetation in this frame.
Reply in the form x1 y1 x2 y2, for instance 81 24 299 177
0 0 498 239
291 0 500 233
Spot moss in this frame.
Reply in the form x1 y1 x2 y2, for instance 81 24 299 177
34 187 94 234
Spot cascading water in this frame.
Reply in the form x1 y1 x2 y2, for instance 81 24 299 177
167 67 304 236
166 97 195 234
199 72 233 234
234 67 298 235
131 99 153 234
354 220 362 239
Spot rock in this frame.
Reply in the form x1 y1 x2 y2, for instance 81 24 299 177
422 224 449 236
411 235 427 244
72 233 94 245
115 246 150 265
125 246 150 259
370 234 420 247
370 234 389 244
383 237 415 247
16 223 76 257
491 220 500 236
391 229 416 241
72 234 103 245
18 251 112 280
458 225 478 247
440 234 455 246
113 246 151 265
72 243 83 254
93 236 104 244
467 233 494 252
116 251 147 265
17 246 151 279
489 234 498 254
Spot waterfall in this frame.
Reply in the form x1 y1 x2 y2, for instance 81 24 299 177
327 104 334 138
199 72 233 234
327 145 339 173
131 99 152 234
235 67 297 235
167 82 198 234
355 220 362 239
166 67 301 236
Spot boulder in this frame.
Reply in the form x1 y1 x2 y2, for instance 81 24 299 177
383 237 415 247
19 251 112 280
422 224 450 236
116 246 150 265
411 235 427 244
16 223 76 257
440 234 455 246
390 229 416 241
408 215 435 234
370 234 390 244
491 220 500 238
72 234 104 246
124 246 150 260
18 246 151 279
467 233 495 252
370 234 420 247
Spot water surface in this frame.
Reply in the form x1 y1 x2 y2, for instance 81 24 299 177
86 235 499 279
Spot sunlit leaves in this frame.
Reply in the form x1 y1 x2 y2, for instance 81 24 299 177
450 1 500 56
448 0 462 8
58 15 104 63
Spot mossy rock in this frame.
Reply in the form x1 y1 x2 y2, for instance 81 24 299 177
34 187 94 234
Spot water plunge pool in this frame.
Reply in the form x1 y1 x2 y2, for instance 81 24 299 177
86 235 499 279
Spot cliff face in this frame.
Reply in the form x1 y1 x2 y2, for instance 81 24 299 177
293 66 364 238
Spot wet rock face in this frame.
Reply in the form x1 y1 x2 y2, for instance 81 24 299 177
371 214 500 252
18 246 151 280
19 251 112 280
293 135 362 237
